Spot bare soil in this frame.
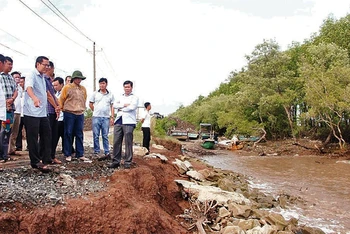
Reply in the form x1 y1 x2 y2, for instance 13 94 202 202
1 118 349 233
0 145 192 234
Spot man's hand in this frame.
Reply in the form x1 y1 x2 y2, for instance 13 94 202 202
55 106 61 119
33 97 41 107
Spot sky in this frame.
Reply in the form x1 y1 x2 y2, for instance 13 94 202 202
0 0 349 115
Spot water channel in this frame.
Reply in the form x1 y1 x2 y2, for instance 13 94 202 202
201 153 350 233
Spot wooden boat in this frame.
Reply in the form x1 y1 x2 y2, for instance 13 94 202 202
169 129 188 141
201 139 215 149
187 132 199 140
238 135 260 142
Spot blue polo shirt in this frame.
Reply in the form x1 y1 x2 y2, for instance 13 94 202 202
23 69 48 117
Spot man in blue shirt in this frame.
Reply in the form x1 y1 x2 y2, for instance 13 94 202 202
23 56 51 172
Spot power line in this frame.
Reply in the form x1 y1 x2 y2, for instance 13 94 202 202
0 42 28 57
100 50 118 79
42 0 94 43
0 28 36 50
41 0 118 83
17 0 88 50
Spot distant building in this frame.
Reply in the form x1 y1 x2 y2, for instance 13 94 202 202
152 112 164 119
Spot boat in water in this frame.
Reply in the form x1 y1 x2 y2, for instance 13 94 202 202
169 129 188 141
201 139 215 149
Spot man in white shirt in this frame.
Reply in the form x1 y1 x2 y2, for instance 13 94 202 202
89 78 114 159
140 102 151 154
109 80 139 169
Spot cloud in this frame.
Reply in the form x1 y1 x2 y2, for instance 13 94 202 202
0 0 349 116
190 0 314 18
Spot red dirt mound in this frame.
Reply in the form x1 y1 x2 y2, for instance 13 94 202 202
0 154 190 234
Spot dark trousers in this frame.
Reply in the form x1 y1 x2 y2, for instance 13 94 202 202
0 125 11 160
46 113 58 159
113 124 135 166
16 117 25 150
142 127 151 152
0 111 14 160
53 121 64 153
24 115 51 166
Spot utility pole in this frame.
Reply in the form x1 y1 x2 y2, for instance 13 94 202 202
87 42 100 91
93 42 96 91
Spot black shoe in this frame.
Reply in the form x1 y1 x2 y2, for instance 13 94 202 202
124 164 131 169
98 154 111 161
108 162 120 168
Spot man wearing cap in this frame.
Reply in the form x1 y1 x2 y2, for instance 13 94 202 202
59 70 90 163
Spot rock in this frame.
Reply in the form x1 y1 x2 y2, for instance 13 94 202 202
133 146 149 156
183 160 193 169
174 180 251 205
172 159 191 174
211 223 221 231
295 226 326 234
227 203 252 218
151 143 165 150
218 177 238 192
264 213 289 231
246 224 277 234
336 160 350 164
149 153 168 162
221 225 243 234
218 207 230 218
237 219 260 231
59 174 77 187
186 170 205 181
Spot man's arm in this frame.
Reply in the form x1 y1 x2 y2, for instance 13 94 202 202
89 102 94 111
122 96 139 112
26 87 40 107
6 88 18 106
47 91 58 108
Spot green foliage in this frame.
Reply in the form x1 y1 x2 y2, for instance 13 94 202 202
313 14 350 57
84 108 93 118
153 117 177 136
167 13 350 145
300 42 350 148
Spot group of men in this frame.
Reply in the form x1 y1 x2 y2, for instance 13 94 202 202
0 54 153 172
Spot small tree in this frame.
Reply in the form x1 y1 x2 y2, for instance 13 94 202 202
300 43 350 150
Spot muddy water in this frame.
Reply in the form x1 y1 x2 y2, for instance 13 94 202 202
201 153 350 233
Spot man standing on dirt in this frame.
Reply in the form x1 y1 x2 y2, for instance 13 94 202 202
23 56 51 172
109 80 139 169
89 77 114 160
140 102 151 154
52 77 65 154
44 61 61 164
0 56 18 163
8 71 23 156
59 70 91 163
0 54 6 120
0 54 8 162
